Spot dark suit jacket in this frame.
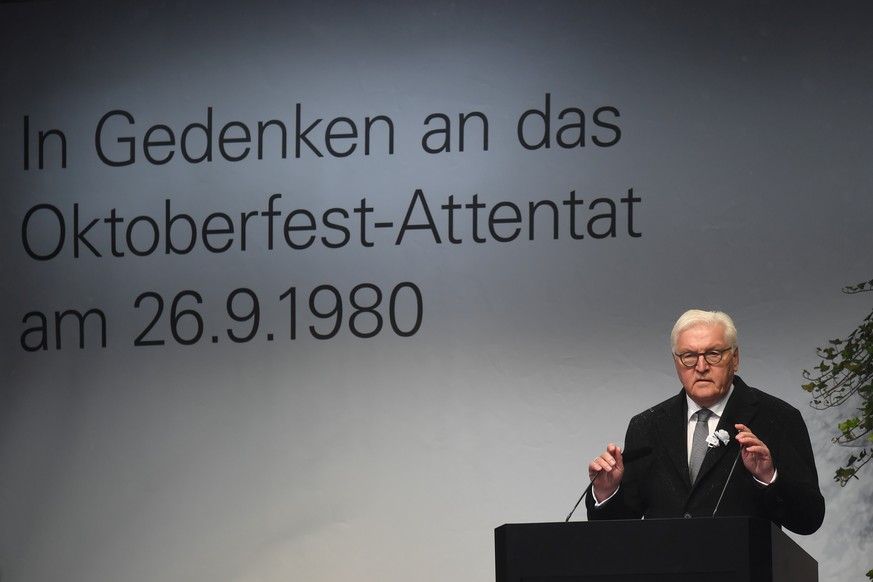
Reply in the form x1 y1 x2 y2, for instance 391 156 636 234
586 376 825 535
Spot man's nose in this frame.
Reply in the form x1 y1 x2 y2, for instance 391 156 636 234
695 355 710 371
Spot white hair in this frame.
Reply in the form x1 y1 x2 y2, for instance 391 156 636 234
670 309 737 352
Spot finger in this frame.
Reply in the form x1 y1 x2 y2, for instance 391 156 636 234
613 445 624 464
589 455 608 472
591 445 622 473
733 424 761 444
604 444 622 466
735 431 764 447
592 455 615 472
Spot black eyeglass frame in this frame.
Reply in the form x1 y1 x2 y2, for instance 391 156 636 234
673 346 735 368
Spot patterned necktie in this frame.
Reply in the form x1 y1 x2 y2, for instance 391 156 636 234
689 408 712 483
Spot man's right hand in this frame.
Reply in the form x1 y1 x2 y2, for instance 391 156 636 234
588 443 625 502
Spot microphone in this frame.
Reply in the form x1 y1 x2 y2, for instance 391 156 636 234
711 449 742 517
565 446 653 522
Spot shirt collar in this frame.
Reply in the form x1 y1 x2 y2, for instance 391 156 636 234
686 383 734 423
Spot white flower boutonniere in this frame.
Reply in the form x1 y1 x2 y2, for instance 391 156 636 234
706 429 731 449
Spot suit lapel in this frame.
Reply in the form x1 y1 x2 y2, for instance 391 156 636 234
721 376 759 428
655 389 692 487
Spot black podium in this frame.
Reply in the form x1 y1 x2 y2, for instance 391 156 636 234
495 517 817 582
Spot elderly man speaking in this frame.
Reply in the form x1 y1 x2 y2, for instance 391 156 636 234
585 309 824 535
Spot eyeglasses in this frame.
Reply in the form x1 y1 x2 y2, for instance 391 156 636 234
674 347 735 368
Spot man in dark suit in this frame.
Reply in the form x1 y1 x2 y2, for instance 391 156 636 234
585 309 825 535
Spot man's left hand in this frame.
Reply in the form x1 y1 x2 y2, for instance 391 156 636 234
734 423 776 484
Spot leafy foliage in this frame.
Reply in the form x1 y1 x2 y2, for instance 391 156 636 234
802 279 873 487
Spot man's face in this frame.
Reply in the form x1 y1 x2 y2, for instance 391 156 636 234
673 323 738 408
